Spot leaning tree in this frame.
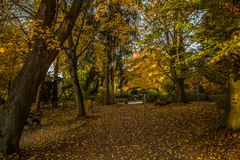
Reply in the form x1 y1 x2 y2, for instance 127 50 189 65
0 0 86 154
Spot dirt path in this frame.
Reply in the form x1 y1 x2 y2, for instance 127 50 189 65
2 102 240 159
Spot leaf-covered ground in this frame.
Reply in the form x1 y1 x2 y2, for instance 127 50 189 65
1 102 240 160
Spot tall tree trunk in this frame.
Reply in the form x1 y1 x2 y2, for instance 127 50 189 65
224 73 240 129
52 56 59 108
84 66 94 92
104 51 110 105
0 0 84 154
0 50 56 154
36 80 44 111
118 65 124 89
169 48 187 104
7 81 11 96
68 36 86 118
174 78 187 103
110 65 115 101
91 78 99 95
69 60 86 118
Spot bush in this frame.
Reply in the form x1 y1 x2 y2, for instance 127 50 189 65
163 83 175 96
118 91 129 98
145 90 161 103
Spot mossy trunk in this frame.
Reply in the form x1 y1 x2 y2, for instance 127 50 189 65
225 74 240 129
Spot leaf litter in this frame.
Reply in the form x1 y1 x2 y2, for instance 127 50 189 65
1 102 240 160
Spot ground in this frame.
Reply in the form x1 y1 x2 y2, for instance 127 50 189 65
1 102 240 160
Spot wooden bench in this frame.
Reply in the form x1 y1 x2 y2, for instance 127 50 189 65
115 98 128 104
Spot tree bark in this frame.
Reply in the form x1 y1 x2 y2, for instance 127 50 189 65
68 35 86 118
0 0 85 154
91 78 99 95
35 80 44 111
104 55 110 105
104 42 111 105
224 73 240 129
84 66 94 92
110 65 115 101
174 78 187 103
69 60 86 118
52 56 59 108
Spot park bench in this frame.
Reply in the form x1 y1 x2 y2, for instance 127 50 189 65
115 98 128 104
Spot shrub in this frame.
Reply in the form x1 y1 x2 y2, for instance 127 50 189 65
145 90 161 103
119 91 129 98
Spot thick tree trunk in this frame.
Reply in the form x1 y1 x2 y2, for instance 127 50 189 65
0 0 84 154
224 73 240 129
52 56 59 108
174 78 187 103
36 80 44 111
0 49 56 154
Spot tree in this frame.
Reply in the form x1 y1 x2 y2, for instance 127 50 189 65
0 0 85 154
63 1 93 118
0 6 28 98
199 0 240 128
141 0 199 103
95 0 139 104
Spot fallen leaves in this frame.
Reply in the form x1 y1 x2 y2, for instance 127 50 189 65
2 102 240 159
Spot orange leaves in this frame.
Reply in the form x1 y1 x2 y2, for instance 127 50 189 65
125 50 168 90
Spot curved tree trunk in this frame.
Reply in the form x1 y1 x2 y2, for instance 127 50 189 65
0 0 85 154
0 49 56 154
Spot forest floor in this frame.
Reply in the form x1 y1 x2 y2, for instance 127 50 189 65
1 101 240 160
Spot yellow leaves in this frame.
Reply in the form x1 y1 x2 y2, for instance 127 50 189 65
0 47 5 54
14 101 239 159
237 42 240 47
122 86 129 91
151 64 157 68
26 19 61 51
95 2 107 20
148 72 153 77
